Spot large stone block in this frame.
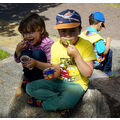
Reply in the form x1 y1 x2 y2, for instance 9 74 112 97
8 93 60 118
90 76 120 117
8 86 110 118
71 88 110 118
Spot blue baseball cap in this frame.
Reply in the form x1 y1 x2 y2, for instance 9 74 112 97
54 9 81 29
91 12 105 22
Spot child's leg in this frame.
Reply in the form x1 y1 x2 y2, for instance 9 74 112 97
15 75 24 97
21 75 30 92
20 49 47 89
26 79 85 111
102 49 113 72
26 79 60 101
42 81 85 111
26 79 60 107
22 49 47 81
21 49 32 57
32 49 47 62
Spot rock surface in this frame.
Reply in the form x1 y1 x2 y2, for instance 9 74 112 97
71 87 110 118
8 85 110 118
8 93 60 118
90 76 120 117
0 57 22 117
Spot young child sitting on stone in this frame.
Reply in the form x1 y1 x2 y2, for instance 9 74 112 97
80 12 113 77
14 12 54 96
25 9 96 117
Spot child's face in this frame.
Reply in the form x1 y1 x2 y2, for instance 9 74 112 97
97 22 103 32
58 27 81 47
23 30 43 46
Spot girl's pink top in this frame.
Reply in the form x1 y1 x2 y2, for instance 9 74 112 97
14 37 54 63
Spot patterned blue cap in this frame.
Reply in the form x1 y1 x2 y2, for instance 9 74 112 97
54 9 81 29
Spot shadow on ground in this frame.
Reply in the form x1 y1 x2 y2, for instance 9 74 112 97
0 3 61 37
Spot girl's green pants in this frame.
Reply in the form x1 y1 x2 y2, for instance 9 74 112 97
26 78 85 111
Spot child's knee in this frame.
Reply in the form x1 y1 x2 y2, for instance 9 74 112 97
32 49 47 62
69 84 84 95
75 85 85 97
21 49 32 57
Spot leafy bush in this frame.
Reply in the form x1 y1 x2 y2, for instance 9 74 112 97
101 3 120 8
0 49 10 60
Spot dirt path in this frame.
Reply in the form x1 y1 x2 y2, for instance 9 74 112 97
0 3 120 52
42 3 120 40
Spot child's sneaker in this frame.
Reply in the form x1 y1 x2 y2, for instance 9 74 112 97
105 71 114 77
60 109 70 118
28 97 42 107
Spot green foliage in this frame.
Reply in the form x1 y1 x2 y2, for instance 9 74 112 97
0 49 10 60
101 3 120 8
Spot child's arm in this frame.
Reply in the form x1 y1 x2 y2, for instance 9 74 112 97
103 37 111 55
25 58 52 70
52 65 61 78
25 58 61 78
67 45 93 77
15 41 26 58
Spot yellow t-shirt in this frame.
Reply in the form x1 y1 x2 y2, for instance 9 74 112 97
51 37 96 91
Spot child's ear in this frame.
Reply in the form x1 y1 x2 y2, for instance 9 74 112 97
40 28 44 34
99 22 102 27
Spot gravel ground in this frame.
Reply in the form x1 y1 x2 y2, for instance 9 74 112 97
41 3 120 40
0 3 120 39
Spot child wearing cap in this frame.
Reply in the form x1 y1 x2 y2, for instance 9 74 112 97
26 9 96 117
79 12 113 77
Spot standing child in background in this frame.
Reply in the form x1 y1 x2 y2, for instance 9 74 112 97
79 12 113 77
26 9 96 117
14 12 54 96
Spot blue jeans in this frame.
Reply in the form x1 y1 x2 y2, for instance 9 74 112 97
26 78 85 111
95 49 113 72
102 49 113 72
21 49 47 91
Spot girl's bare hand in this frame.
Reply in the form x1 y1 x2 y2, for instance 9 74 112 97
16 41 26 56
26 58 36 70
